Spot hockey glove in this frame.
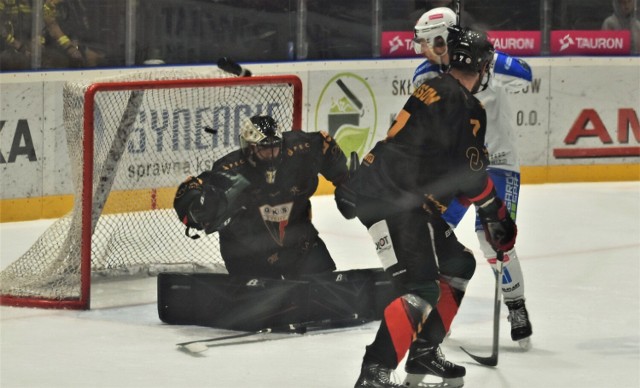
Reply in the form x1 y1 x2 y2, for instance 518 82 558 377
174 172 250 238
477 197 517 253
174 176 208 238
198 171 251 233
335 183 357 219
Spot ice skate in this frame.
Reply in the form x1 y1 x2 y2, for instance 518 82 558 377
506 299 532 350
403 341 465 388
354 363 404 388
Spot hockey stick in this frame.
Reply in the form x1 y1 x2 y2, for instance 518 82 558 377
349 151 359 173
453 0 461 24
460 251 503 367
217 57 252 77
176 314 366 353
177 328 274 353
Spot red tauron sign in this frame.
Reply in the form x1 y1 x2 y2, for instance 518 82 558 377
487 31 541 56
381 30 543 57
551 30 631 55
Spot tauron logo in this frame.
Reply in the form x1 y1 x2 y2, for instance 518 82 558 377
388 36 405 53
559 34 575 51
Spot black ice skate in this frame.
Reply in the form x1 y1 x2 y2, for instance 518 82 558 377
403 341 465 388
354 363 404 388
506 298 533 350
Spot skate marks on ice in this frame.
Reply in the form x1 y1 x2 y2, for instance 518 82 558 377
575 336 640 357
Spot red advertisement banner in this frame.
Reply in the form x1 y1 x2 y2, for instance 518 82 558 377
550 30 631 55
487 31 541 56
381 31 542 57
381 30 633 57
380 31 417 58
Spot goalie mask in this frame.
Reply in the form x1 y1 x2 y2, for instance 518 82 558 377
240 115 283 184
413 7 457 63
447 27 495 93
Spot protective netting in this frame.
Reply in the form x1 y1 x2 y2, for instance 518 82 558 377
0 69 299 306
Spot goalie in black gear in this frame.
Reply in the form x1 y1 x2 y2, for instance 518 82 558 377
174 114 351 279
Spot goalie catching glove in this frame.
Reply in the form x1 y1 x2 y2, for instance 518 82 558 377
174 171 250 238
477 196 517 254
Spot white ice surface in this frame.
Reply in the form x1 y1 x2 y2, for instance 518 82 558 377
1 182 639 388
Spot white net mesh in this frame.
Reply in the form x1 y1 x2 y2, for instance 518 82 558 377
0 69 300 306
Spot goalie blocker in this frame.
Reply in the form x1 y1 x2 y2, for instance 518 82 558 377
158 268 398 331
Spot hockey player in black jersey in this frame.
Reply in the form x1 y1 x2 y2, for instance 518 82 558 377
174 115 351 280
346 28 517 388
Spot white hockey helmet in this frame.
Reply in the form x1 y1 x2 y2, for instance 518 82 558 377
239 115 282 162
239 115 283 183
413 7 457 54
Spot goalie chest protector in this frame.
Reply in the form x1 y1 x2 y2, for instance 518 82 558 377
157 268 398 330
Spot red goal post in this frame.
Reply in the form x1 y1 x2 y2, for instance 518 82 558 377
0 71 303 310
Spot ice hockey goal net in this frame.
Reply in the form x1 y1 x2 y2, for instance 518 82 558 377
0 69 302 309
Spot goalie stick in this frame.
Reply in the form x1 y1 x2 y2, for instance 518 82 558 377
217 57 252 77
176 314 367 353
460 251 504 367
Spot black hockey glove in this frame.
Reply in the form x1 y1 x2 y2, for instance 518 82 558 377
174 172 250 238
334 151 359 220
335 183 357 220
199 171 251 233
174 176 206 234
477 197 517 254
174 176 226 238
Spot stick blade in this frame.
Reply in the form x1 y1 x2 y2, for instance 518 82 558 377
460 346 498 367
181 343 209 353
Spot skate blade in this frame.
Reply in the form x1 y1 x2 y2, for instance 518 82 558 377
403 374 464 388
517 336 532 351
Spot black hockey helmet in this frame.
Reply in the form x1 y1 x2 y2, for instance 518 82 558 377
447 27 495 74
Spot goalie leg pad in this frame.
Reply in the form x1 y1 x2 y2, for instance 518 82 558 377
157 273 308 331
158 270 384 330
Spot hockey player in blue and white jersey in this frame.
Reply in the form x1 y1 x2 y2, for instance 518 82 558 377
411 7 533 350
